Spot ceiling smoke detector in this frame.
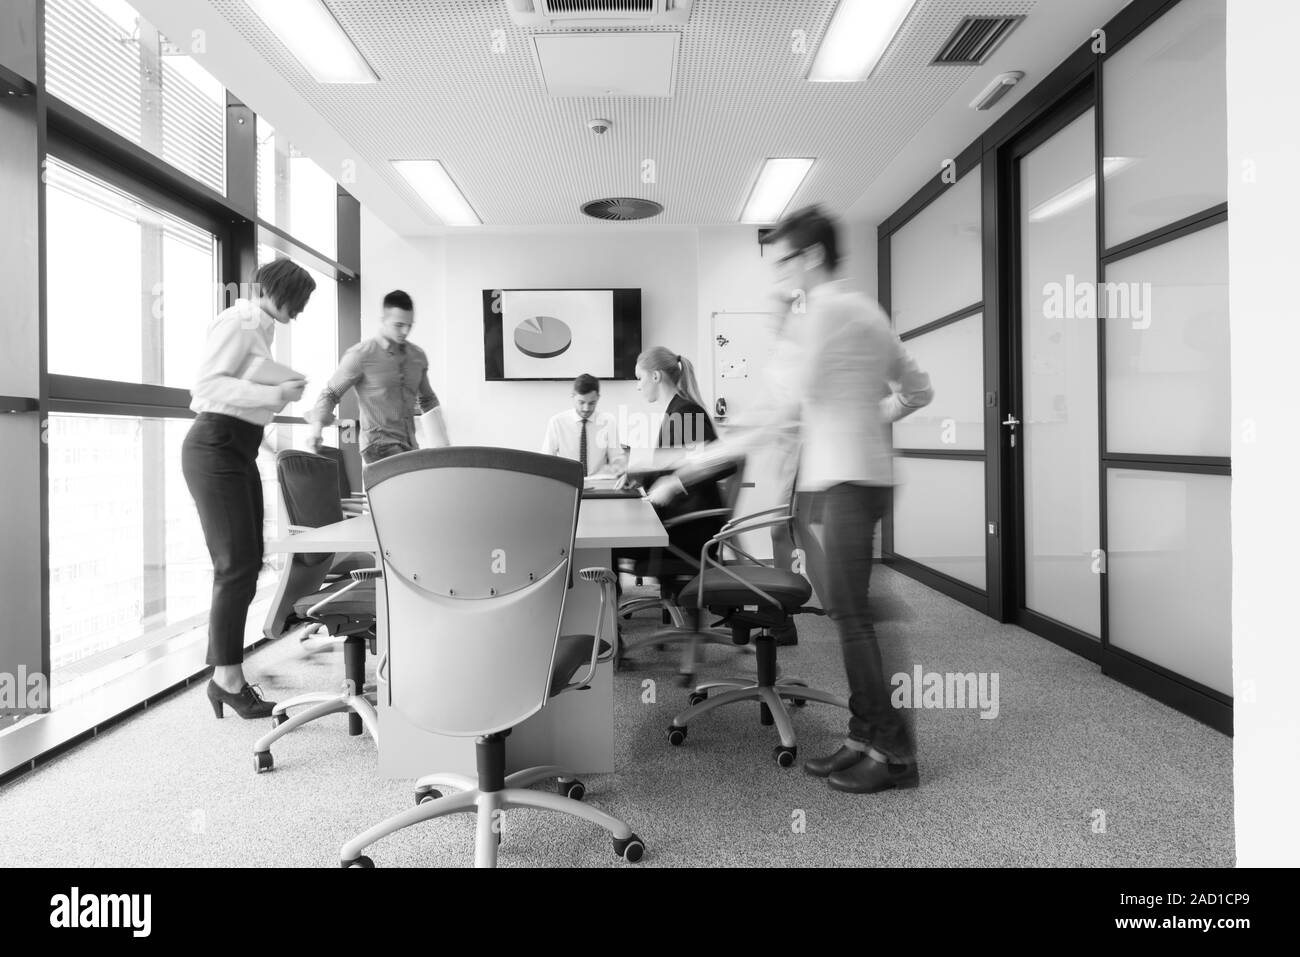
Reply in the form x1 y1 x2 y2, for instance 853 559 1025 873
581 197 664 221
587 118 613 134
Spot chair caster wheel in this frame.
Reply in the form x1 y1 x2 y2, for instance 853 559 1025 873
270 711 289 728
783 694 807 708
687 691 707 707
342 855 374 868
614 834 645 862
254 751 273 773
774 746 797 768
415 786 442 805
667 725 687 747
560 780 586 801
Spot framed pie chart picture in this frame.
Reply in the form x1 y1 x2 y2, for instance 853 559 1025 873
513 315 573 359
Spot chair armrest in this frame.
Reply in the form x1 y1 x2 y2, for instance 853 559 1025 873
558 568 617 690
305 568 380 619
714 512 793 541
720 505 790 533
661 508 731 530
306 579 361 619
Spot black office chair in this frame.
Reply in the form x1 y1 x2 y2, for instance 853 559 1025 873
663 496 849 767
263 450 372 641
254 451 380 770
319 444 367 516
614 461 750 677
253 574 379 771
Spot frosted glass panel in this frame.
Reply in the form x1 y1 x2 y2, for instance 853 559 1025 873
890 170 982 335
1107 469 1232 696
891 313 984 451
892 457 985 589
1020 109 1101 637
1103 0 1227 247
1106 222 1229 456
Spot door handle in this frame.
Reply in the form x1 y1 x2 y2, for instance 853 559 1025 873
1002 415 1020 447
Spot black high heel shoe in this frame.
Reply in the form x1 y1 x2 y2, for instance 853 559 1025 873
207 680 276 720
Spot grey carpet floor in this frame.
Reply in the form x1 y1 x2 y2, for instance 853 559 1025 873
0 566 1233 867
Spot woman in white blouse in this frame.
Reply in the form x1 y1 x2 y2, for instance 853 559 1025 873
183 259 316 720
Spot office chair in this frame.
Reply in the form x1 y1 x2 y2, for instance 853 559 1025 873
663 497 849 767
263 450 372 642
615 461 752 677
319 444 367 516
255 450 379 767
253 573 379 771
339 448 645 868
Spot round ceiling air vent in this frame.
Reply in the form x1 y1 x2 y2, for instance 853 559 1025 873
581 197 664 221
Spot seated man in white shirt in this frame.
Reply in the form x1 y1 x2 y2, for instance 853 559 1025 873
541 373 627 478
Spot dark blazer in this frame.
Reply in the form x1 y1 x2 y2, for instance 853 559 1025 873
657 394 728 564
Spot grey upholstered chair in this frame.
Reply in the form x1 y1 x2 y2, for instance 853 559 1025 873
339 447 645 868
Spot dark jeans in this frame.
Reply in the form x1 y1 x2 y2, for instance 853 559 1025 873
361 441 414 466
798 483 915 763
181 413 265 667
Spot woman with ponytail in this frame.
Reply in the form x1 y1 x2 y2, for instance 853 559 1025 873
635 347 716 450
628 347 732 573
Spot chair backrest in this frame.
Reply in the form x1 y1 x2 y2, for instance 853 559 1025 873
278 450 346 528
365 447 583 736
317 445 353 499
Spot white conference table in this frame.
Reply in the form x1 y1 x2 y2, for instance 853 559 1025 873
268 495 667 778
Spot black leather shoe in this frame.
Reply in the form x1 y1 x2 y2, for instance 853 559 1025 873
827 754 919 793
207 680 276 720
803 745 865 778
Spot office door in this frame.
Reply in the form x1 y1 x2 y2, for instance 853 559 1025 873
1005 97 1102 649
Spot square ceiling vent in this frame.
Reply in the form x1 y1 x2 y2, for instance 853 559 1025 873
533 32 680 96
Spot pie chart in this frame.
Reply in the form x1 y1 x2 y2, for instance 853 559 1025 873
513 315 572 359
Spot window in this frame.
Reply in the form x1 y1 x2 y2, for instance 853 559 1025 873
45 158 218 389
257 118 338 257
45 414 279 695
45 0 226 194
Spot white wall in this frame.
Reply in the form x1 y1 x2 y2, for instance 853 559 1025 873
360 218 878 455
436 229 698 450
1227 0 1300 867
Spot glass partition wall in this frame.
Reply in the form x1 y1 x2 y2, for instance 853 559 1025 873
879 0 1230 731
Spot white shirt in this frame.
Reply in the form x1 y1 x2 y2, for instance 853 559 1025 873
682 280 933 491
541 409 626 475
189 299 289 426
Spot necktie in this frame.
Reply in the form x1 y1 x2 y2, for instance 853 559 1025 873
578 417 589 475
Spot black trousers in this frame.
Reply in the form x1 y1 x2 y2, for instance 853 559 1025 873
182 413 265 667
798 483 915 763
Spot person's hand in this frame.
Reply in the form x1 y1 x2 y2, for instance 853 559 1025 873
613 471 637 490
647 475 686 507
279 378 306 404
304 427 323 453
